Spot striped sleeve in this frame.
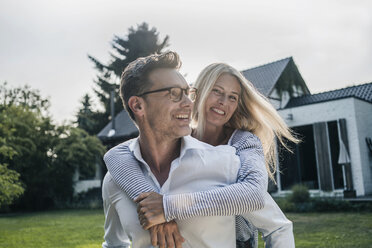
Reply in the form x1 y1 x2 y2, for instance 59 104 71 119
103 140 158 200
164 130 267 222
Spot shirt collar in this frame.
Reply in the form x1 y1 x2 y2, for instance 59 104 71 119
128 135 211 162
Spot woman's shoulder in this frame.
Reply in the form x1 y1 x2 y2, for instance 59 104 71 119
103 138 135 162
229 129 262 150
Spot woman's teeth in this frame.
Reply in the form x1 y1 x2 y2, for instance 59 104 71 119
212 108 225 115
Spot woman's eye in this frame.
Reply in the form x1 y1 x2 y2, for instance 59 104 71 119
212 89 222 95
229 95 238 101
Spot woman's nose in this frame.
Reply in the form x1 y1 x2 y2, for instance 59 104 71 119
218 94 227 105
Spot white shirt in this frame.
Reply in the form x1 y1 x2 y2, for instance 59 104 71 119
102 135 241 248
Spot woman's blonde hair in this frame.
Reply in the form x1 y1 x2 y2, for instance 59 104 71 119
192 63 298 182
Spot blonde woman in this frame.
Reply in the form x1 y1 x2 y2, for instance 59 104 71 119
104 62 297 248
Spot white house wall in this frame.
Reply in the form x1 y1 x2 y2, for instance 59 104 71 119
278 98 369 196
353 99 372 195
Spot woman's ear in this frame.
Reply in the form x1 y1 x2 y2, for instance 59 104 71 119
128 96 144 118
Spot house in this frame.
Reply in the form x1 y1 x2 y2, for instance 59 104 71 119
98 57 372 198
277 82 372 197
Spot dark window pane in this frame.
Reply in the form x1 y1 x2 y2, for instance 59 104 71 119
279 125 319 190
327 121 344 189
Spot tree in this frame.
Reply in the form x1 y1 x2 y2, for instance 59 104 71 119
0 103 54 210
0 83 105 210
0 82 50 114
76 94 98 135
0 116 24 209
49 126 105 203
78 22 170 134
0 164 24 209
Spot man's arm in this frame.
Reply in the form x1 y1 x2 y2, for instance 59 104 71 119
102 174 131 248
104 140 158 199
240 192 295 248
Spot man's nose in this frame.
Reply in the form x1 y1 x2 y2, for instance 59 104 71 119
180 93 193 108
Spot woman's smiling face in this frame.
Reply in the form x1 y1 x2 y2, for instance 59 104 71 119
204 73 241 128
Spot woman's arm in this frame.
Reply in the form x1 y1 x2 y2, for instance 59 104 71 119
163 130 267 222
103 140 158 200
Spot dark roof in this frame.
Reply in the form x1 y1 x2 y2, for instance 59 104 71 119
241 57 291 96
97 110 138 141
285 82 372 108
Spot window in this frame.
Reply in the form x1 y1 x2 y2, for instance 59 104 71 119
279 125 319 190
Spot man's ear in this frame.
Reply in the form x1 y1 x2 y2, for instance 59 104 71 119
128 96 145 118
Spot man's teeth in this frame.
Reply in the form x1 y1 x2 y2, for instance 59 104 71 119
212 108 225 115
176 114 189 119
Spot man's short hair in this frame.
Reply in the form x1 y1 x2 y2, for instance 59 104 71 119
120 51 182 121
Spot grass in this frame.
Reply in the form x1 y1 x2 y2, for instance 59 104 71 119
0 209 105 248
1 210 372 248
258 212 372 248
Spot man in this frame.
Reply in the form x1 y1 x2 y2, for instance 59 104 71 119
102 51 241 247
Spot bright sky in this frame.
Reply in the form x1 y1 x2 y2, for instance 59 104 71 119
1 0 371 123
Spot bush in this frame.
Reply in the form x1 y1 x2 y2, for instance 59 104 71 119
274 195 372 213
275 197 296 212
54 188 103 209
312 197 353 212
288 184 310 203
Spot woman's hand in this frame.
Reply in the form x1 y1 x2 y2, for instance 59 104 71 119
135 192 166 229
149 221 185 248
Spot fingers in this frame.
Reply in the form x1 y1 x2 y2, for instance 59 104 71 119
174 232 184 248
165 228 175 248
149 226 158 247
149 222 185 248
157 225 166 248
173 229 185 247
171 222 185 248
134 192 152 203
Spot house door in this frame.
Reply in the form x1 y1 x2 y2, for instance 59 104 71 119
279 124 319 190
278 121 345 191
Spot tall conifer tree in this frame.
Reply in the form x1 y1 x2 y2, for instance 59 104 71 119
79 23 169 134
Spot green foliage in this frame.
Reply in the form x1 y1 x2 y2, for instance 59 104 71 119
1 83 106 210
0 102 56 210
54 127 105 181
78 22 170 134
311 197 354 212
71 188 102 209
0 82 50 114
76 94 99 135
275 191 372 213
289 184 310 203
0 164 24 208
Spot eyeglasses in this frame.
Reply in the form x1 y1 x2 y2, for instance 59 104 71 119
138 87 197 102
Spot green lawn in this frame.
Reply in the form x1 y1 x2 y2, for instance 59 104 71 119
0 209 105 248
0 210 371 248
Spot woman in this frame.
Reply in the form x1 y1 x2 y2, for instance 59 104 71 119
104 62 298 247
